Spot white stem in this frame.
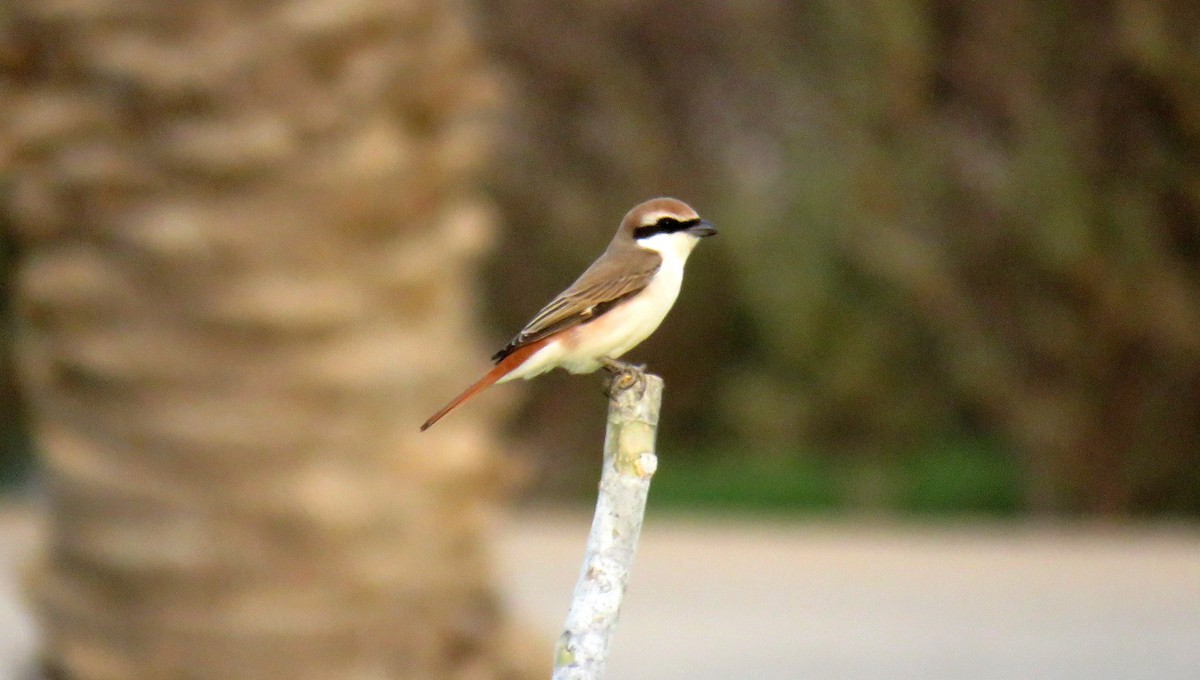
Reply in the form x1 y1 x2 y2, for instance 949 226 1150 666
551 374 663 680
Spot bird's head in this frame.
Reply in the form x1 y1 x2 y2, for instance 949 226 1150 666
621 197 717 259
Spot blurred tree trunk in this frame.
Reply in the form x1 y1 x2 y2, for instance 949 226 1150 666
2 1 541 679
2 227 31 484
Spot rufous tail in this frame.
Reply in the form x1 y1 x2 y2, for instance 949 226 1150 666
420 338 550 431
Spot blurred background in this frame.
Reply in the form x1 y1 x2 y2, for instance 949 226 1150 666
1 0 1199 679
475 0 1200 515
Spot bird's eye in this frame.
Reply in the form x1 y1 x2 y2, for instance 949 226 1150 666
634 215 698 241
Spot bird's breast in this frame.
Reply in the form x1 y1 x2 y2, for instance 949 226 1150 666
555 258 685 372
498 258 686 382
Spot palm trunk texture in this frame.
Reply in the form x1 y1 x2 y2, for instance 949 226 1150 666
2 1 540 678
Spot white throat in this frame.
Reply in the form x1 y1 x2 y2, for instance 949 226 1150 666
635 231 701 264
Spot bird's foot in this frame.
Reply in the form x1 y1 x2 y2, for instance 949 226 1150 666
600 358 646 397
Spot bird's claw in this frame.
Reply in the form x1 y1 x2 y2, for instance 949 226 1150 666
601 359 646 398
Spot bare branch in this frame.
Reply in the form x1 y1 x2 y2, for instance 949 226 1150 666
552 373 663 680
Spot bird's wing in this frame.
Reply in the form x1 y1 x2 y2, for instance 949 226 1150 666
491 248 662 362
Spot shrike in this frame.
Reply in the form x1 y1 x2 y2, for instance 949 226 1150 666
421 197 716 431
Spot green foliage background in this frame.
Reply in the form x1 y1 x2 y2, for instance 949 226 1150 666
476 0 1200 514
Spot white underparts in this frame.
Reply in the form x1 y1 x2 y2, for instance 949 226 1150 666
499 231 701 382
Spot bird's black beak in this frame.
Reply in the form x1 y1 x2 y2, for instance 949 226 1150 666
687 219 717 238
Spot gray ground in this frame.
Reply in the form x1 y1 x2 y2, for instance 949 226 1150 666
4 506 1199 679
0 507 38 680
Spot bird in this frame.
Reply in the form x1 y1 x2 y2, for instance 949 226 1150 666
420 197 717 431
